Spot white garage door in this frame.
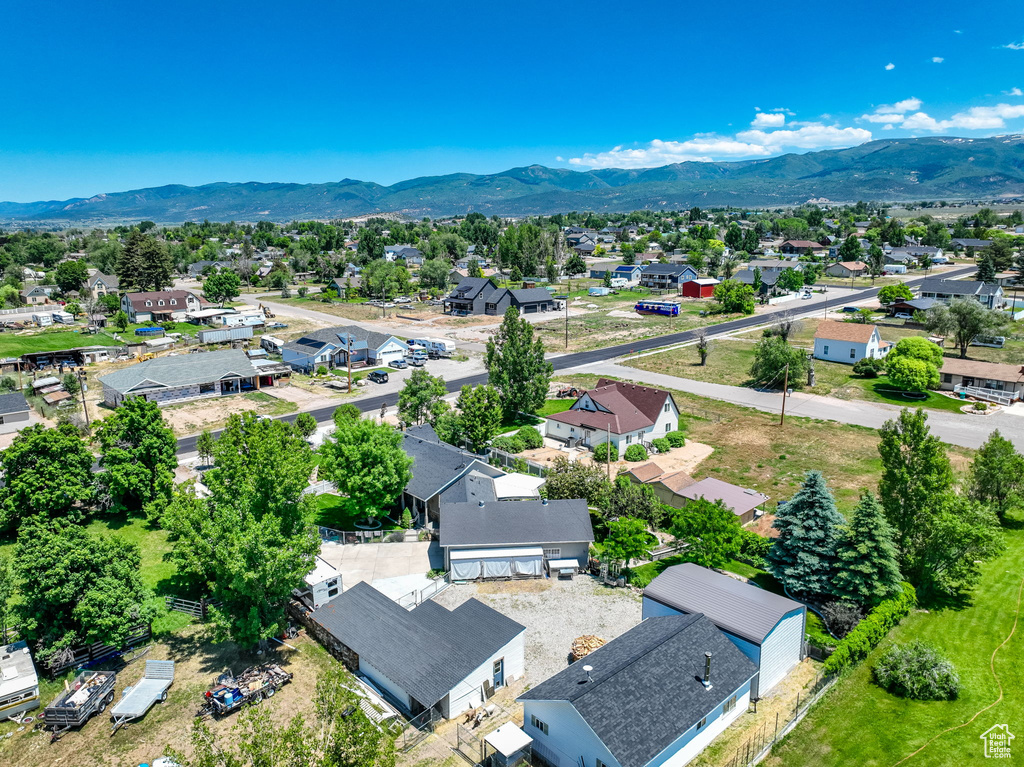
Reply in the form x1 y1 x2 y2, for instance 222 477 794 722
758 609 805 695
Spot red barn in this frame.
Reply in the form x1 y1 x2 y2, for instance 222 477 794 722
681 278 719 298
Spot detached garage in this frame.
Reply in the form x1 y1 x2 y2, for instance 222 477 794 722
681 277 720 298
642 563 805 698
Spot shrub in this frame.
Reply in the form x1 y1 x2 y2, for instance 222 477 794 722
823 582 916 676
491 435 525 454
820 600 865 639
975 402 988 412
511 457 529 474
281 287 291 298
401 509 413 529
593 442 618 462
666 430 687 448
316 366 328 377
873 641 960 700
516 426 543 450
624 444 648 462
853 357 884 378
297 286 308 298
652 437 671 453
738 529 772 565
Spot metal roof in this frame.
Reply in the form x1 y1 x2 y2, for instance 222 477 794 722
643 563 804 644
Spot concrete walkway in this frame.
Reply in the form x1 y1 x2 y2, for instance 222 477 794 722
582 361 1024 452
318 539 444 589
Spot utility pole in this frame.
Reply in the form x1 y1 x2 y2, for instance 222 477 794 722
77 368 91 431
779 363 789 427
564 279 570 350
347 332 352 392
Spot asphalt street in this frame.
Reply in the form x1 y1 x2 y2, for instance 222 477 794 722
174 266 974 455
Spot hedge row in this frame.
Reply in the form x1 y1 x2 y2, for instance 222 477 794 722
823 582 917 675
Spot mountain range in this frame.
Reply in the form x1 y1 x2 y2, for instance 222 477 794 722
4 136 1024 225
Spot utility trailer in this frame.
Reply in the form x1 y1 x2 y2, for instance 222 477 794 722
44 670 116 741
198 664 293 718
109 660 174 735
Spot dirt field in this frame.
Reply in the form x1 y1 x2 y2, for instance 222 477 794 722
159 390 297 435
0 628 338 767
521 440 714 478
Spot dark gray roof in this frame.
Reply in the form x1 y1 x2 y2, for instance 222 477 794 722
311 582 524 707
641 263 696 276
440 499 593 548
919 279 1001 297
98 350 257 395
952 238 992 248
0 392 29 415
643 563 804 644
448 277 497 300
734 268 780 286
282 325 400 357
438 470 498 507
897 297 937 311
519 615 758 767
403 426 483 501
509 287 556 304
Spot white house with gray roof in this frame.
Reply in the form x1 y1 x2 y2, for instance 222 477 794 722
642 563 805 698
519 614 757 767
98 349 272 407
281 325 407 373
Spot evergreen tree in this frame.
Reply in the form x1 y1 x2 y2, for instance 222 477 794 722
968 429 1024 522
975 252 997 283
832 492 903 607
767 471 844 598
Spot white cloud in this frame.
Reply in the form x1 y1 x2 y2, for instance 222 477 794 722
736 124 873 150
1004 41 1024 50
901 103 1024 131
932 56 944 63
751 112 786 128
568 137 773 169
859 98 921 123
1007 87 1024 96
885 62 896 70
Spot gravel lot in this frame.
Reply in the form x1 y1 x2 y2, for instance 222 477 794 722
434 576 642 684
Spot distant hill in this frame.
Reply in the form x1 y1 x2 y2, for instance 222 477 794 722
4 136 1024 224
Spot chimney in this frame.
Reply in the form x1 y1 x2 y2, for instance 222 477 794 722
702 652 713 690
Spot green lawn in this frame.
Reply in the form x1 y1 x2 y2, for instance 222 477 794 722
769 516 1024 767
0 329 97 357
536 398 574 417
314 493 403 531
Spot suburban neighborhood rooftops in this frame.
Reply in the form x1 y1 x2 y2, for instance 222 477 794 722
282 325 399 357
87 272 119 288
951 238 992 248
403 424 488 501
643 563 804 644
98 349 257 395
0 392 29 415
678 477 768 518
918 279 1002 296
780 239 822 249
440 498 593 548
519 614 758 767
311 582 524 708
813 320 878 343
939 358 1024 383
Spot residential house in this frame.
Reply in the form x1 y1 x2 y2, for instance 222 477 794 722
939 359 1024 402
19 286 49 305
0 641 40 719
674 477 769 524
309 582 525 719
918 279 1004 310
681 278 719 298
545 378 679 452
97 349 275 407
454 256 489 271
623 462 700 507
951 238 992 250
571 240 597 256
638 263 697 290
86 272 120 299
884 251 918 267
612 264 645 283
281 326 408 373
519 614 758 767
120 290 205 323
885 297 936 316
779 240 824 255
443 277 556 316
0 392 32 434
734 268 782 296
187 260 234 278
813 320 890 364
441 498 593 579
890 245 942 260
643 563 806 698
746 260 802 273
825 261 867 279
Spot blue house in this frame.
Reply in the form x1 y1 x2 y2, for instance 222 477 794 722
281 326 408 372
519 614 757 767
613 265 645 283
638 263 697 290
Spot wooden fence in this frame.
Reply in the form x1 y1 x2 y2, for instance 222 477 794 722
44 623 152 678
164 596 221 620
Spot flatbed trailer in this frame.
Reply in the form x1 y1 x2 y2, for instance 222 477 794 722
198 664 293 718
44 671 117 742
109 660 174 735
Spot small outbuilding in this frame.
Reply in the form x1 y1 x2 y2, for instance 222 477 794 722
0 392 31 434
642 563 806 698
676 477 768 524
681 277 720 298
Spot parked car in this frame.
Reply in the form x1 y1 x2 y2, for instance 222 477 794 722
841 306 859 313
389 359 408 369
409 356 425 367
394 296 412 304
893 312 912 320
367 370 389 383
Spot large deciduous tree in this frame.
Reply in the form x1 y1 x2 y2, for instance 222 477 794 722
712 279 755 314
832 492 903 607
767 471 844 598
397 369 448 427
670 498 742 569
925 298 1005 358
485 307 553 418
202 268 241 304
542 455 611 508
54 259 89 295
602 517 651 566
452 383 502 453
749 335 807 388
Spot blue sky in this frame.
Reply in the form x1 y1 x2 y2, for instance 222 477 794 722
2 0 1024 201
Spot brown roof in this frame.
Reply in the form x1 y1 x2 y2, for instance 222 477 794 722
782 240 823 249
656 470 697 494
625 462 665 483
814 320 878 344
834 261 867 270
679 477 768 517
547 379 674 436
126 290 203 311
940 358 1024 383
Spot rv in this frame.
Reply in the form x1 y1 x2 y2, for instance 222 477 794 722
32 313 53 327
609 277 629 288
410 338 457 357
52 311 74 324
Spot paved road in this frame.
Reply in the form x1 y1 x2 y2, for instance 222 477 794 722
175 266 974 455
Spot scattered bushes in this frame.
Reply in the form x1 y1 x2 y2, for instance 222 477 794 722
852 357 885 378
491 435 525 454
297 286 308 298
316 366 329 377
593 442 618 462
738 529 772 566
823 582 917 675
820 600 865 639
624 444 648 462
651 437 671 453
873 641 960 700
666 430 687 448
516 426 543 450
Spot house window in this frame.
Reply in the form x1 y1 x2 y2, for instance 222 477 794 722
158 300 165 306
696 717 707 730
170 299 177 305
666 423 671 432
823 345 829 355
942 374 953 384
543 548 561 559
327 588 339 598
530 715 549 735
145 301 152 307
664 403 670 412
850 349 856 359
625 434 632 444
724 695 737 714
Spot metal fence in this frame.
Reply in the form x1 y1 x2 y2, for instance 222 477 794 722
721 671 835 767
44 623 152 678
488 448 548 477
395 576 450 610
317 524 389 544
164 596 221 620
396 707 442 752
676 403 724 423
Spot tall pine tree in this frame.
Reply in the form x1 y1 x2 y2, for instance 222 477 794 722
832 492 903 607
768 471 844 598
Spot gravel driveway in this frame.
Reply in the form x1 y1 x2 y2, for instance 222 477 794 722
434 576 642 684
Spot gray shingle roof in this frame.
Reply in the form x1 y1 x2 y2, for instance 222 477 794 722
311 582 524 707
440 499 593 548
98 350 257 395
282 325 400 357
641 263 695 276
438 471 498 507
643 563 804 644
519 615 758 767
919 279 1001 297
448 277 497 300
403 426 483 501
509 287 556 304
0 392 29 415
